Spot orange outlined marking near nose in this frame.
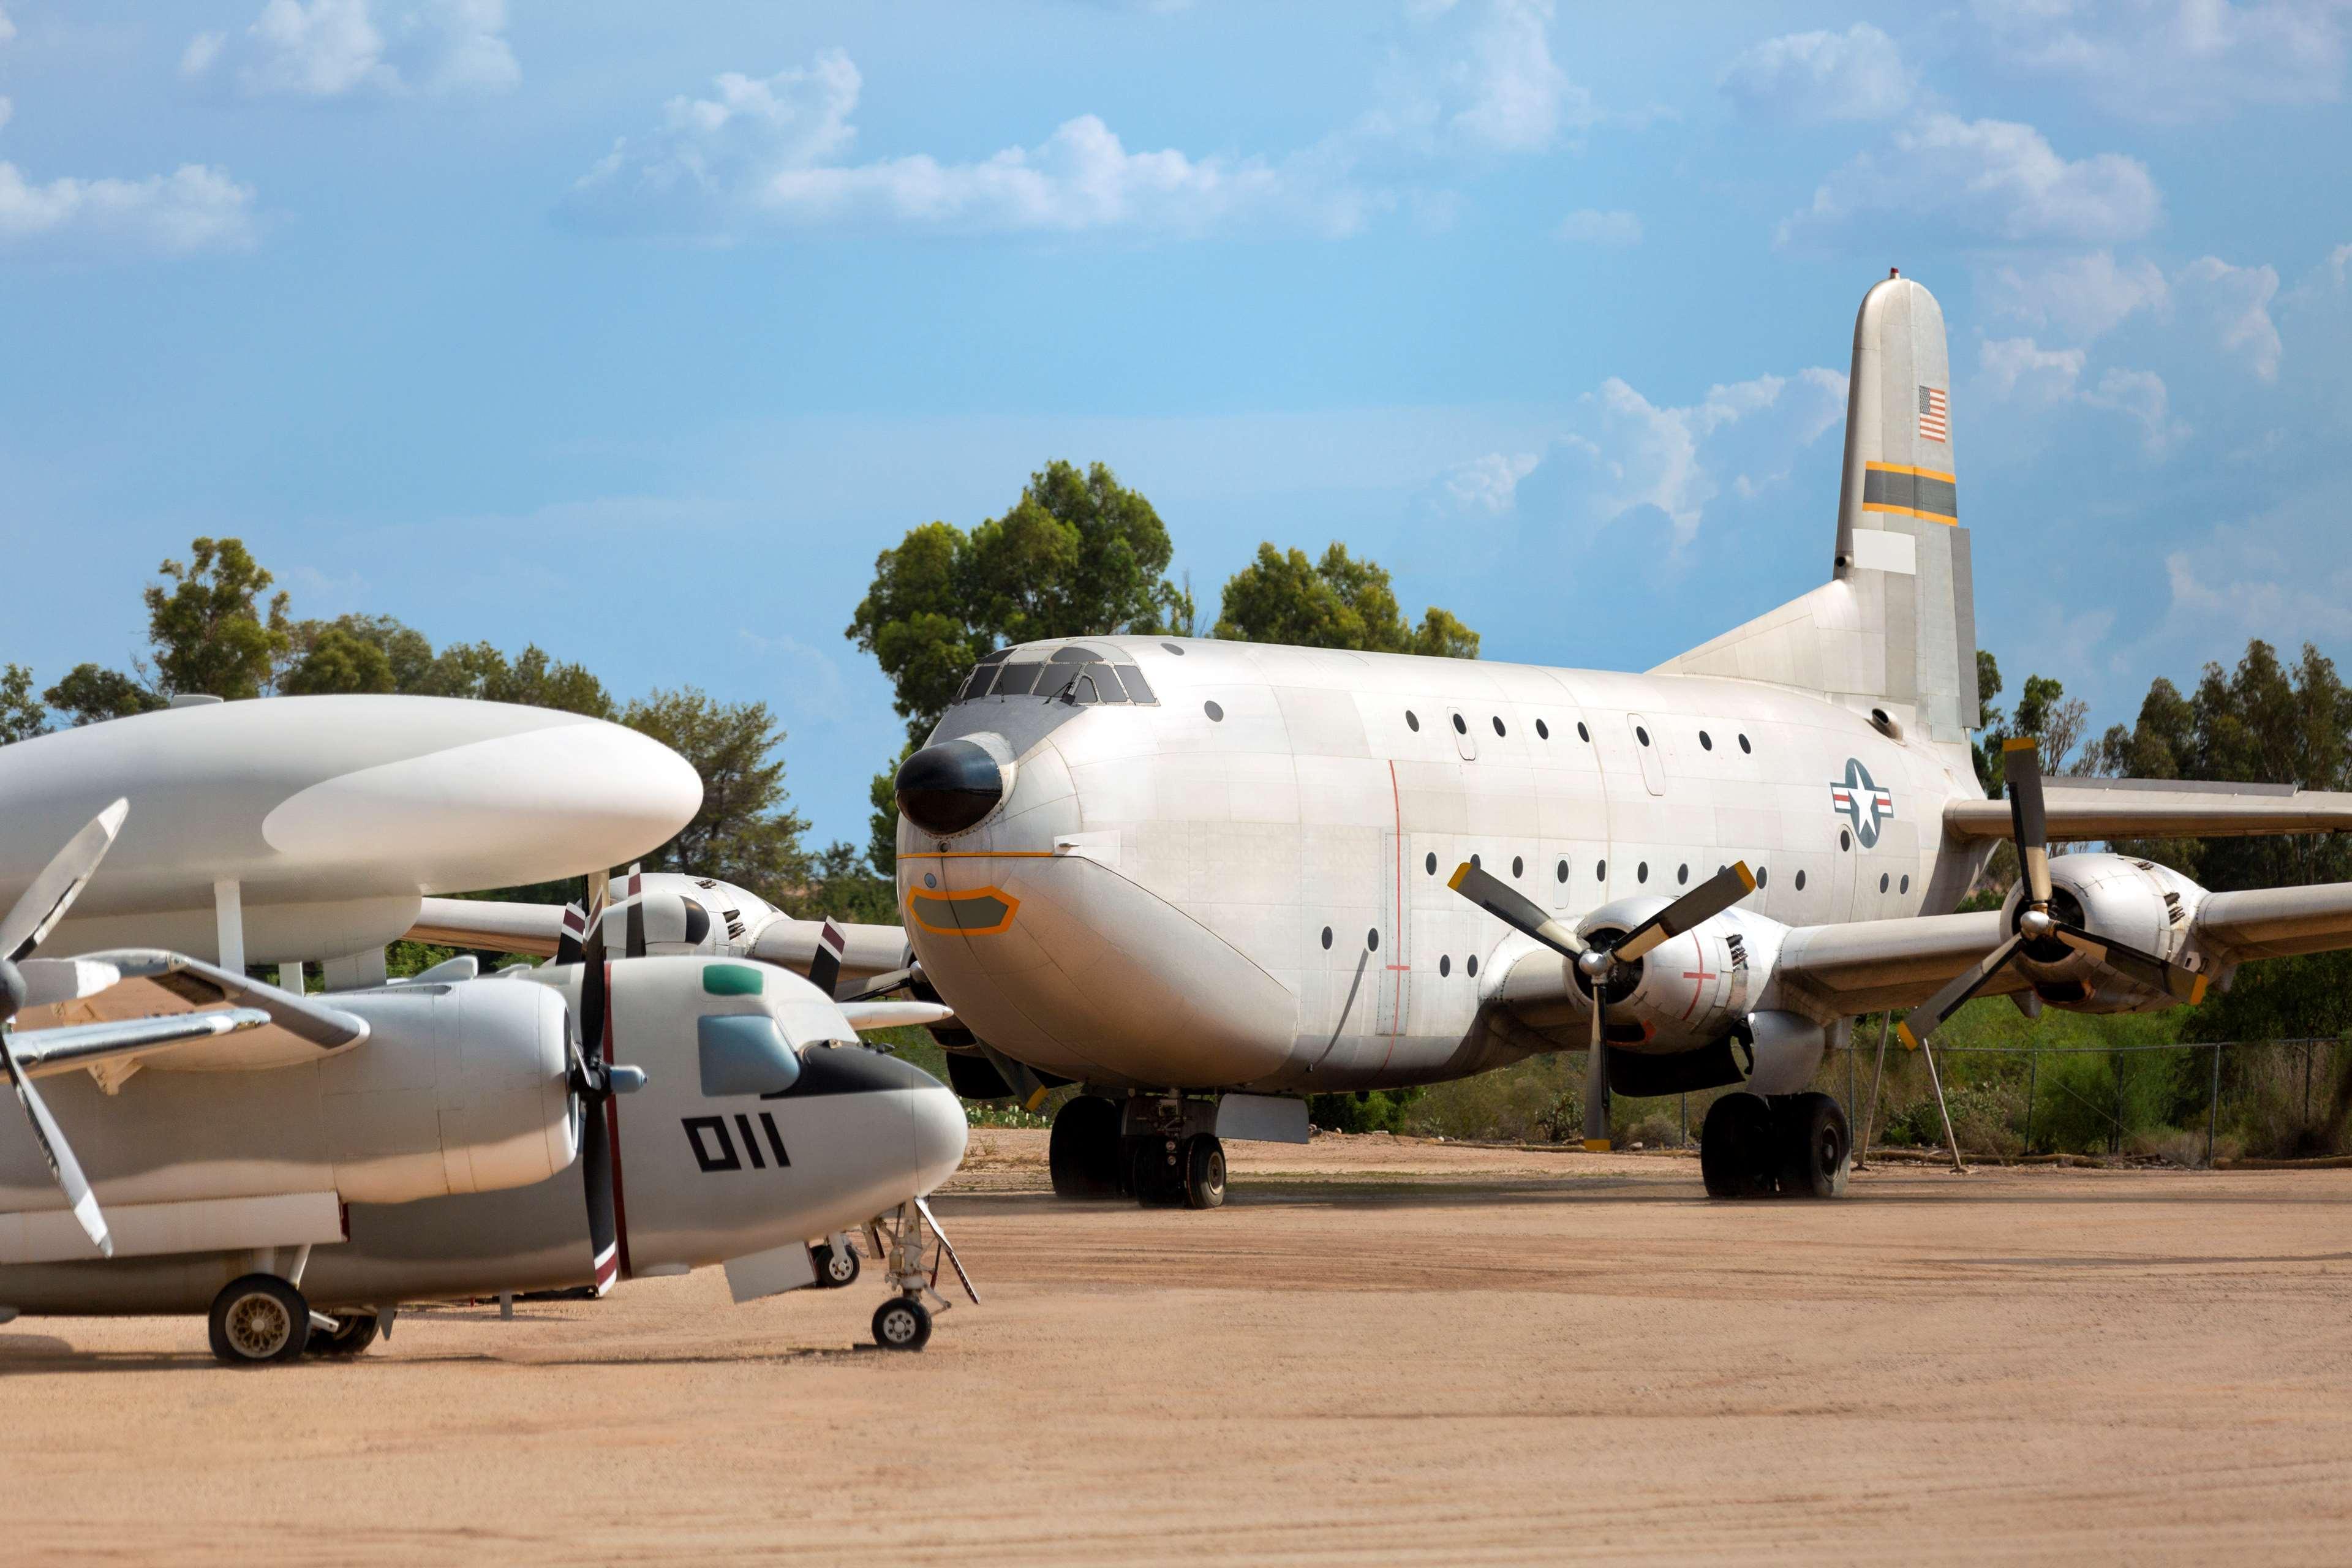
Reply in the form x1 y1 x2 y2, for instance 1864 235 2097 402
906 886 1021 936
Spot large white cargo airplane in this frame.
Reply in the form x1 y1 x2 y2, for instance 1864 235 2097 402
0 808 972 1361
887 273 2352 1207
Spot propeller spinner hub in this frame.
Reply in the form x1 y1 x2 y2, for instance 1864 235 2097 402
2018 906 2056 940
1576 948 1615 980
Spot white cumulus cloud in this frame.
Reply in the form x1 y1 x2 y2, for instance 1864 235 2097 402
0 6 15 45
1983 251 2171 341
2175 255 2283 380
1359 0 1599 156
184 0 518 99
1719 23 1914 123
1980 335 2087 402
2082 366 2190 454
1978 337 2186 453
1779 113 2160 249
1504 366 1846 551
564 51 1367 239
0 160 258 257
1974 0 2351 123
1556 207 1640 245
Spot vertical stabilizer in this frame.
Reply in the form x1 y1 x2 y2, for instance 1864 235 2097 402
1653 272 1978 746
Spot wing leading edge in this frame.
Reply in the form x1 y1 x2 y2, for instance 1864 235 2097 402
1945 776 2352 842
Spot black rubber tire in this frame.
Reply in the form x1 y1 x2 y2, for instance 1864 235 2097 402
306 1313 380 1357
1776 1091 1852 1199
1050 1095 1123 1199
811 1242 861 1290
1128 1136 1186 1208
208 1274 312 1365
1183 1134 1227 1210
1700 1094 1777 1199
872 1295 932 1352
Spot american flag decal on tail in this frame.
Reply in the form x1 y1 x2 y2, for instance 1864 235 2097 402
1918 385 1948 442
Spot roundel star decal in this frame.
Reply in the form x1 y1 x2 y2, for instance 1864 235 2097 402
1830 758 1896 848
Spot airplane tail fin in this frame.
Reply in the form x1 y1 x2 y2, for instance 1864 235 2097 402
1652 271 1978 747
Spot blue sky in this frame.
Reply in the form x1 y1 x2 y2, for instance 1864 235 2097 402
5 1 2350 851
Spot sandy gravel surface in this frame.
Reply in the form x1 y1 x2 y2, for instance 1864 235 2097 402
9 1134 2351 1565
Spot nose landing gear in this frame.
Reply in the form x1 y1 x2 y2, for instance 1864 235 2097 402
861 1197 979 1352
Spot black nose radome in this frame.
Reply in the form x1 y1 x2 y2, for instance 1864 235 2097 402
897 740 1005 835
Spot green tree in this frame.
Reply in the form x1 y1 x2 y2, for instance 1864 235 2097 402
622 687 809 891
280 625 397 695
0 664 47 744
788 840 901 925
1212 542 1480 658
143 537 290 700
42 663 166 726
286 613 436 693
846 460 1189 871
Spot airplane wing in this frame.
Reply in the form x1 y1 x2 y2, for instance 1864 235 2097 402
407 896 567 956
2186 883 2352 962
406 897 913 986
13 949 370 1076
1945 777 2352 842
1767 911 2032 1018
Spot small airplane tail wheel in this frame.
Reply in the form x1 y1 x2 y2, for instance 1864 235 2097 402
812 1242 861 1290
872 1295 932 1352
208 1274 312 1366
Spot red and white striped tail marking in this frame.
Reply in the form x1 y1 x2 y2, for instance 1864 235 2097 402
1917 385 1948 442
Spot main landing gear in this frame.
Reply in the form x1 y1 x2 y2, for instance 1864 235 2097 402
1049 1093 1226 1209
1700 1090 1851 1200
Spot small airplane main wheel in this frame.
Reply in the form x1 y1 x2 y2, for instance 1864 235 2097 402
812 1242 861 1290
1183 1134 1227 1210
872 1295 932 1352
1699 1093 1777 1200
208 1274 312 1366
1776 1091 1852 1199
306 1313 380 1357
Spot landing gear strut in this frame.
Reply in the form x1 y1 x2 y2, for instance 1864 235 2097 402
861 1198 979 1352
1701 1091 1850 1199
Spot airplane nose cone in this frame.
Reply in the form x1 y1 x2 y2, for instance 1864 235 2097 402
896 740 1005 835
262 707 703 891
907 1079 970 1194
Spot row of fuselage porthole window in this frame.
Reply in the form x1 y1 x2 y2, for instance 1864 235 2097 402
1196 698 1753 756
1311 853 1918 965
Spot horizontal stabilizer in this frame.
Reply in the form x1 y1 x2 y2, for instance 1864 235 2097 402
13 949 369 1074
1945 776 2352 842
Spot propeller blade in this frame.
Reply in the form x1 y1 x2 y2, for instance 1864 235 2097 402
1582 987 1610 1150
1446 862 1586 959
2052 923 2209 1005
2002 738 2052 907
1895 934 2026 1050
0 799 129 965
913 1195 979 1305
807 918 848 1000
1611 861 1757 964
578 1092 619 1295
578 876 610 1065
554 902 588 967
0 1031 110 1256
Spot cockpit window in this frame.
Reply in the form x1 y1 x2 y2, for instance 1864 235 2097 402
949 649 1157 708
698 1014 801 1097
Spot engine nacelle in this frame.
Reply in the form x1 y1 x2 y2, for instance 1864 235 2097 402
322 978 578 1201
1575 896 1761 1054
2008 853 2211 1014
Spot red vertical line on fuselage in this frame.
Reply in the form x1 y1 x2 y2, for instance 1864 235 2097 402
601 959 633 1281
1384 759 1405 1069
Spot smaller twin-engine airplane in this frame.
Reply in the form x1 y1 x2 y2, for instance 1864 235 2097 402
0 805 974 1363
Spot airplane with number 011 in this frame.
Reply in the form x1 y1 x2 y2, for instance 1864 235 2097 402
883 271 2352 1207
0 805 973 1362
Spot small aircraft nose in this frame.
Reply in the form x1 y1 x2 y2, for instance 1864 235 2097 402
907 1074 970 1193
896 740 1005 835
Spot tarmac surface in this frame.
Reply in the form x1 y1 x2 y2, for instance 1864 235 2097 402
10 1131 2352 1564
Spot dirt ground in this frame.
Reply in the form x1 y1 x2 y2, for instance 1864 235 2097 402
9 1131 2352 1566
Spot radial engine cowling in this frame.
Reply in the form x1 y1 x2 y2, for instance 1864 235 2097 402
2010 852 2210 1014
1577 896 1760 1054
321 978 579 1202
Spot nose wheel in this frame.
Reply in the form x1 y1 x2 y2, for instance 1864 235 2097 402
861 1198 979 1352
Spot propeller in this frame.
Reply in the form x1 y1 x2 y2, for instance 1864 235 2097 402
1897 739 2207 1051
1450 858 1755 1150
0 799 132 1257
806 918 849 1000
567 873 632 1295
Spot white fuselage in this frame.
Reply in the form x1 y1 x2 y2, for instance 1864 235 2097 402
900 636 1990 1093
